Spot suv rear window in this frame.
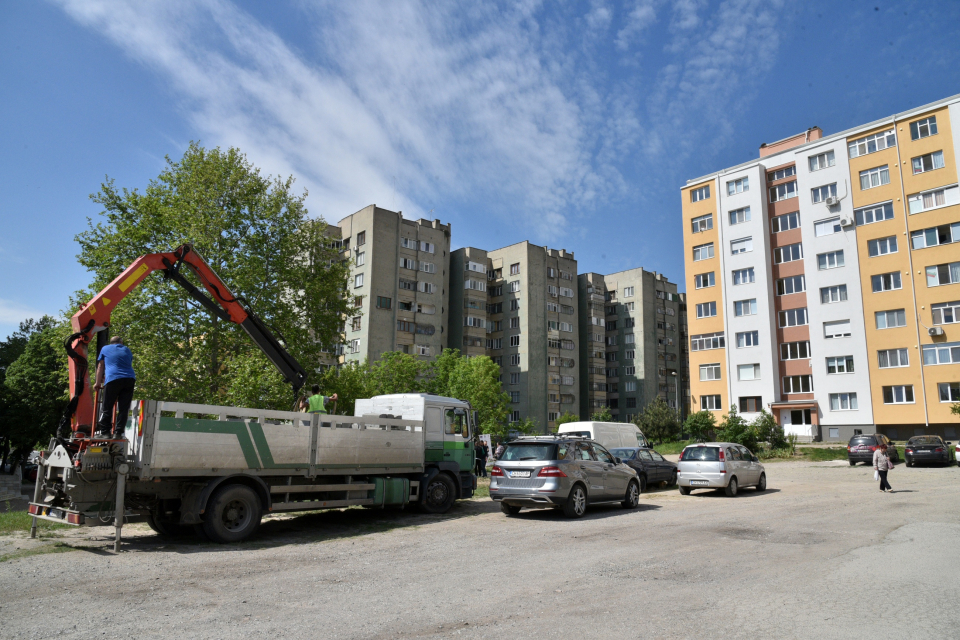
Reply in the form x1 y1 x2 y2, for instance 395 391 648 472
680 446 720 461
501 443 557 461
850 436 875 446
908 436 940 445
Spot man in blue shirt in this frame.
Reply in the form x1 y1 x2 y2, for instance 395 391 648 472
95 336 136 438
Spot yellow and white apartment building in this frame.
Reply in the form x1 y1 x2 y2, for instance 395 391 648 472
682 94 960 442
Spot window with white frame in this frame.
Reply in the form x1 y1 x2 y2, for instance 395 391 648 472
768 166 796 181
908 185 960 214
738 364 760 381
771 211 799 233
769 180 798 202
509 354 521 365
701 395 722 410
728 207 751 225
830 393 858 411
400 237 416 249
691 185 710 202
939 383 960 403
464 279 486 291
734 299 757 316
465 260 486 274
509 317 520 329
732 268 755 285
878 348 909 368
693 243 715 261
826 356 854 374
871 271 902 292
926 262 960 287
625 349 635 360
875 309 906 329
815 217 842 236
727 177 749 195
932 301 960 325
910 116 938 140
820 285 848 304
348 339 360 354
354 273 364 288
812 183 837 203
808 150 835 171
355 251 365 266
923 342 960 365
623 286 634 297
509 335 520 347
400 257 417 270
774 243 803 264
736 331 759 348
695 272 715 289
912 223 960 250
700 363 721 381
848 129 896 157
419 261 436 273
509 263 520 276
509 411 520 422
868 236 898 257
818 250 845 270
780 341 810 360
776 275 805 296
624 366 636 375
859 165 890 190
883 385 914 404
418 281 435 294
559 287 574 297
783 375 813 393
624 380 637 392
691 332 725 351
778 307 808 327
730 237 753 254
419 241 435 253
464 316 485 328
624 333 635 344
855 201 895 225
912 150 945 175
824 319 852 339
696 301 717 318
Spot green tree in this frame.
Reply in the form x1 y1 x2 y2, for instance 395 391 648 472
636 397 680 444
316 361 371 416
684 410 716 442
75 142 352 409
423 348 461 396
368 352 424 396
553 411 580 430
717 405 760 451
590 406 614 421
445 355 510 435
952 403 960 418
751 409 787 449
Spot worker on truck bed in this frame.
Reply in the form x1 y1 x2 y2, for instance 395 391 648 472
301 385 337 414
94 336 136 438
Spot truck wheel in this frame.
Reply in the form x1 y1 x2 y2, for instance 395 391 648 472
500 503 522 516
419 473 456 514
201 484 262 543
146 513 192 538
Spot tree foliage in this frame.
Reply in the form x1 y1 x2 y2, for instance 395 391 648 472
636 397 680 444
590 406 613 422
554 411 580 429
683 410 716 442
74 142 352 409
717 405 760 452
750 409 787 449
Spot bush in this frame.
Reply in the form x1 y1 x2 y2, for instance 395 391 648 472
684 410 716 442
751 410 787 449
716 405 760 452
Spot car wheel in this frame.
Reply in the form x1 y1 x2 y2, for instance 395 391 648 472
668 470 678 487
621 480 640 509
500 503 522 516
419 473 456 514
200 484 263 544
755 473 766 492
638 474 647 493
563 484 587 518
724 477 738 497
906 460 913 467
849 460 856 466
678 486 691 495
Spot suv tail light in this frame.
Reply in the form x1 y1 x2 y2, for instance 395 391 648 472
491 466 504 477
538 466 567 478
935 448 944 453
847 445 851 451
906 448 914 453
868 445 877 451
718 448 725 461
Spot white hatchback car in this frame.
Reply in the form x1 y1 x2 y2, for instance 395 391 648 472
677 442 766 496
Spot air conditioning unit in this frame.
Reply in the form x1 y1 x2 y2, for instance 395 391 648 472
825 196 840 206
929 326 945 337
839 216 853 227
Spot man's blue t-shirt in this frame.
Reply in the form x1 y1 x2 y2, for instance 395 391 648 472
98 344 136 383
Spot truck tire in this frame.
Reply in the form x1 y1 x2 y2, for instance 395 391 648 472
201 484 262 543
146 513 192 538
419 473 456 514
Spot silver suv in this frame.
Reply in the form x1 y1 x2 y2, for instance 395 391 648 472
490 436 640 518
677 442 767 496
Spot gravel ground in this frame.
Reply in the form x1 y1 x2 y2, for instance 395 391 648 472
2 460 959 639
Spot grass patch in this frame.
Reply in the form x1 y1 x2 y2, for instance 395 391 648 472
0 508 70 536
649 440 697 455
474 477 490 499
0 542 76 564
798 447 849 462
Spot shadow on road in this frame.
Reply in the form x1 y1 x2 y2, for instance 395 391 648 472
683 488 782 499
506 502 662 523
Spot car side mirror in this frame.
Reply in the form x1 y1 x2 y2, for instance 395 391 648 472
752 456 759 462
947 442 953 446
614 457 622 465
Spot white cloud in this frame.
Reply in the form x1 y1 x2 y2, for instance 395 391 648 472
0 298 48 327
615 0 662 51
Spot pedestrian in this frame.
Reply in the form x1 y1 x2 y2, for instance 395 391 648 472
481 440 490 473
873 442 894 492
94 336 136 438
494 441 505 460
474 440 486 477
300 385 338 414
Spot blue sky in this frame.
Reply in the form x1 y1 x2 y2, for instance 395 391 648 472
2 0 960 339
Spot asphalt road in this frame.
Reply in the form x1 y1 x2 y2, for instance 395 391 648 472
2 459 959 639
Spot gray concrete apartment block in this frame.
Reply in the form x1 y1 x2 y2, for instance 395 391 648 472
337 205 450 364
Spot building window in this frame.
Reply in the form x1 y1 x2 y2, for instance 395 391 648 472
559 287 574 298
691 332 725 351
509 263 520 276
700 363 721 381
932 301 960 325
695 302 717 318
350 316 362 331
871 272 902 292
878 348 909 368
912 150 945 175
855 201 895 225
508 354 521 366
778 308 808 327
400 237 416 249
774 243 803 264
812 183 837 203
939 383 960 402
417 303 436 315
691 214 713 233
848 129 896 157
820 285 848 304
464 316 485 328
691 185 711 202
509 392 521 403
771 211 799 233
910 116 938 140
420 241 435 253
464 279 486 292
730 237 753 255
399 278 416 291
826 356 854 374
623 286 634 298
739 397 762 413
695 272 715 289
883 385 914 404
624 333 636 344
736 331 759 348
509 299 519 311
465 260 487 274
625 349 635 360
738 364 760 381
400 257 416 270
489 285 503 296
397 320 415 333
830 393 858 411
701 395 722 410
419 261 436 273
734 299 757 316
814 217 842 236
693 243 714 261
926 261 960 287
912 223 960 250
348 339 360 354
418 281 436 294
867 236 898 257
859 165 890 190
509 317 520 329
776 275 805 296
824 320 852 339
818 250 845 270
768 166 796 181
729 207 751 225
355 251 365 266
509 411 520 422
354 273 364 288
909 185 960 214
727 177 749 195
376 296 391 309
399 300 414 311
769 180 798 202
808 150 835 172
923 343 960 365
508 335 520 347
875 309 906 329
732 268 755 285
623 366 635 375
780 341 811 360
356 231 366 246
783 375 813 394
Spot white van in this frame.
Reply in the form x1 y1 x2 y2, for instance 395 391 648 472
556 421 648 450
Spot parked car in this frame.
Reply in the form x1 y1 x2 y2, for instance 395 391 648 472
556 421 648 450
847 433 900 466
905 436 953 467
610 447 677 491
489 435 640 518
676 443 766 496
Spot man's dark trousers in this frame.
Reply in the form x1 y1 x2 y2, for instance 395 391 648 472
98 377 135 435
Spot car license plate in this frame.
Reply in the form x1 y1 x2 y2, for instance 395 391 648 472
510 470 531 478
690 480 709 486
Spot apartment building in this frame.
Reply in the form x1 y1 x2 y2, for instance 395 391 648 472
577 269 687 422
682 93 960 442
450 242 579 432
337 205 451 363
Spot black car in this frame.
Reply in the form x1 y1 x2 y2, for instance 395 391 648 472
848 433 899 466
610 447 677 491
905 435 953 467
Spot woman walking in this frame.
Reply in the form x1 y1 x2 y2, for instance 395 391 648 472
873 442 894 492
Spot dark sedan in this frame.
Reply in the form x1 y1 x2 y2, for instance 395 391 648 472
610 447 677 492
905 436 953 467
